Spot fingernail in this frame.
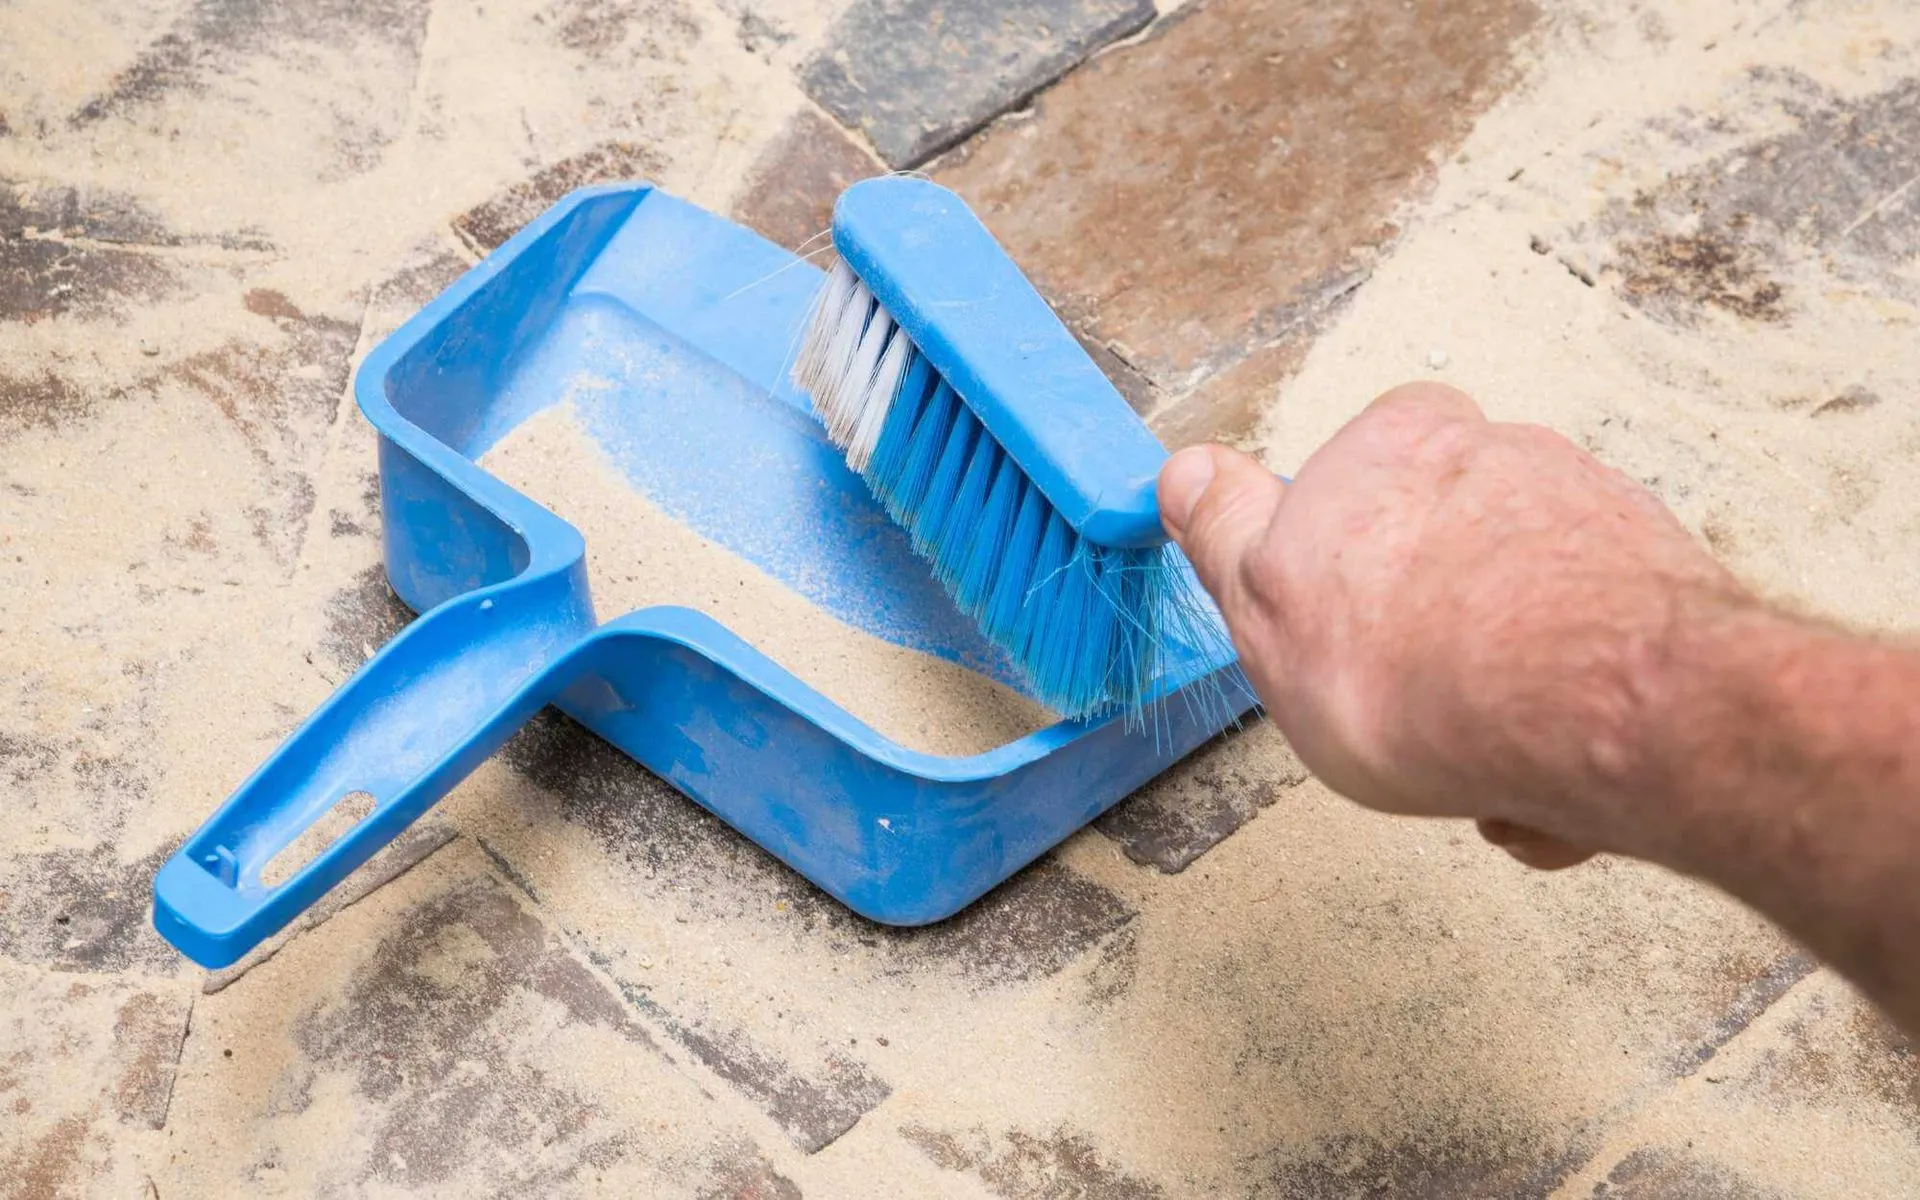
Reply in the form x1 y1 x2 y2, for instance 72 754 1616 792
1158 446 1216 539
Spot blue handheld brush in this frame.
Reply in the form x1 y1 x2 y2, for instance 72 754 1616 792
793 176 1226 721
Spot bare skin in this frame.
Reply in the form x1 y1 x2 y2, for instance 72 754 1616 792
1158 383 1920 1034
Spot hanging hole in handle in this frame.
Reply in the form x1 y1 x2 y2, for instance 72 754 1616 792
260 790 378 888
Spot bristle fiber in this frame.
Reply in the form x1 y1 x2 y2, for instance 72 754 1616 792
794 262 1234 725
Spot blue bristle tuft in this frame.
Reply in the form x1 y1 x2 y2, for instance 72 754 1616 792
910 405 979 557
931 435 999 596
981 480 1046 644
867 352 936 503
954 453 1022 613
888 381 958 524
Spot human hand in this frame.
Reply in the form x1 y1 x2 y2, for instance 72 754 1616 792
1158 383 1748 869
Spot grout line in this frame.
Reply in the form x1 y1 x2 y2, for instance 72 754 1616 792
157 990 194 1132
1673 951 1819 1076
1536 948 1822 1193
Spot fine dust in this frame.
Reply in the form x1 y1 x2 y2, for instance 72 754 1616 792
480 403 1055 757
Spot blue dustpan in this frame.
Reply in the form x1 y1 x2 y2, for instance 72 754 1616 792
152 184 1256 969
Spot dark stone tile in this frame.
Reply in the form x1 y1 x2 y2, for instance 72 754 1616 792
802 0 1157 168
0 842 179 973
609 979 891 1154
0 180 182 325
1094 719 1307 873
693 1139 804 1200
733 108 883 254
290 873 664 1192
904 1123 1165 1199
462 855 890 1158
452 141 664 256
69 0 432 177
1587 72 1920 326
883 856 1135 986
1590 1147 1787 1200
936 0 1539 417
319 564 415 674
361 235 473 347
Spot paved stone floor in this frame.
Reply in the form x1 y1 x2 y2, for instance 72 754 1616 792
4 0 1920 1195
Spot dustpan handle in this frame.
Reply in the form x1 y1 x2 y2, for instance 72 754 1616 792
152 567 594 968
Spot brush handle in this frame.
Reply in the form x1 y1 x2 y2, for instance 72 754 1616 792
834 177 1168 549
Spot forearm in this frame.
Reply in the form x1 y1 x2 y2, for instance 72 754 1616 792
1617 598 1920 1027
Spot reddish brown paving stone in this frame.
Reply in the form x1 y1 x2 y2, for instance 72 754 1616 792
452 141 665 256
936 0 1540 428
733 107 885 254
0 971 194 1191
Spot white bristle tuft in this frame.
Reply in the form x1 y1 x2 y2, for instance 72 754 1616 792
794 258 916 469
848 333 911 471
794 259 856 395
815 278 871 426
829 304 893 446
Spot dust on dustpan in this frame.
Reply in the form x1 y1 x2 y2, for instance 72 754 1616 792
481 402 1056 758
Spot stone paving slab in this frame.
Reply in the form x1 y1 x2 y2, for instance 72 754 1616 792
935 0 1540 444
4 0 1920 1196
802 0 1156 168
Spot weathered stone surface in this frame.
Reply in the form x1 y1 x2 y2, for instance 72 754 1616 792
1579 73 1920 327
904 1123 1165 1199
0 843 179 973
69 0 431 131
500 710 1137 986
1672 951 1818 1075
937 0 1539 434
1259 1127 1593 1200
1589 1147 1787 1199
7 0 1920 1195
614 980 892 1154
1 181 182 325
0 968 194 1194
802 0 1156 168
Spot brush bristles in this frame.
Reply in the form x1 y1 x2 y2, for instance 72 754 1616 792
795 259 1229 722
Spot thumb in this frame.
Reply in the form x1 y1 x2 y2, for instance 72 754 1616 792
1157 445 1287 613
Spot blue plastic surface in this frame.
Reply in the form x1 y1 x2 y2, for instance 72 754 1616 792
152 183 1255 969
833 177 1168 549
